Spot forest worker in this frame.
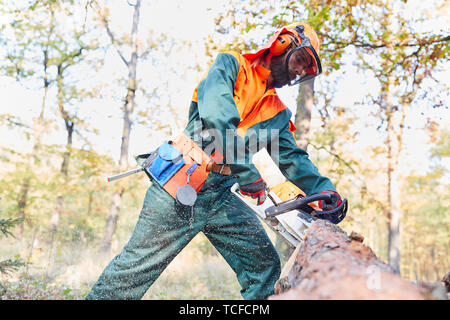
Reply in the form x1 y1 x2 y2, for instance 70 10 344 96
86 22 344 300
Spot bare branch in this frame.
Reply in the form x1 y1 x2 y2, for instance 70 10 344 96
323 34 450 51
308 142 356 174
0 115 31 130
91 0 129 67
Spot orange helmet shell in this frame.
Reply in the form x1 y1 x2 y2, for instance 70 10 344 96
244 22 321 75
243 22 322 85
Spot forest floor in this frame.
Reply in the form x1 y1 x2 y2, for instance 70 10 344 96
0 233 243 300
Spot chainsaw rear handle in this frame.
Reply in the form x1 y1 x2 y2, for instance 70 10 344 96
264 193 347 219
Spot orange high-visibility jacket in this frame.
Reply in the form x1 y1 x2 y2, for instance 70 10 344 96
184 51 335 195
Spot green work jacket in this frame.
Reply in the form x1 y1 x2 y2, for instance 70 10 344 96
184 51 336 196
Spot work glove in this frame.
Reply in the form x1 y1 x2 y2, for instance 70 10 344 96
316 190 347 224
318 190 342 211
239 178 268 205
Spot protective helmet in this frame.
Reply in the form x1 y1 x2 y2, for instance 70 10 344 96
243 22 322 86
281 22 322 85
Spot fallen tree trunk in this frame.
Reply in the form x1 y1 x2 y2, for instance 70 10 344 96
270 220 426 300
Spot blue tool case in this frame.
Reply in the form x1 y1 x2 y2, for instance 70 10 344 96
136 142 185 187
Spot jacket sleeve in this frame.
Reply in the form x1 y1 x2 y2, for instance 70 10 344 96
196 52 261 185
268 119 336 195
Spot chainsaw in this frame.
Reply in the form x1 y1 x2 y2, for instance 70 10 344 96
231 183 348 248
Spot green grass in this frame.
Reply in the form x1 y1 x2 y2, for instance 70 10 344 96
1 232 243 300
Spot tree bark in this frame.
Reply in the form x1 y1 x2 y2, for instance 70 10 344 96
270 220 426 300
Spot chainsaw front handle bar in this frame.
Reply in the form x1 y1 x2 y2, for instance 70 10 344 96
231 183 347 224
265 193 347 220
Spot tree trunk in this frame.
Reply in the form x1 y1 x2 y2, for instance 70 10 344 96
384 75 404 275
99 0 141 252
17 108 47 239
386 98 408 274
275 79 315 261
49 121 73 243
87 191 94 216
99 189 124 252
294 78 314 150
17 178 30 238
271 220 426 300
387 136 401 274
15 10 53 237
49 66 74 245
379 0 406 276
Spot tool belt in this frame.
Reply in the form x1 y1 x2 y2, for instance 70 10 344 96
209 163 231 175
136 133 224 206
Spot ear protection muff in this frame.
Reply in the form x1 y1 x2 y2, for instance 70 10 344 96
270 33 295 55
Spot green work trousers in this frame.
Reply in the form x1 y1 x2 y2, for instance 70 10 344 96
85 172 281 300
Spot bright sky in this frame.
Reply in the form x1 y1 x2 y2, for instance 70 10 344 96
0 0 448 178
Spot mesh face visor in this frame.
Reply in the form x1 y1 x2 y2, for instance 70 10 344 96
285 26 322 86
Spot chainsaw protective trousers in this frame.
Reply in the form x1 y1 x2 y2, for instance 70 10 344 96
86 172 281 300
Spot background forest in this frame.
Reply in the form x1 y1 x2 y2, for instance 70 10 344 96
0 0 448 299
